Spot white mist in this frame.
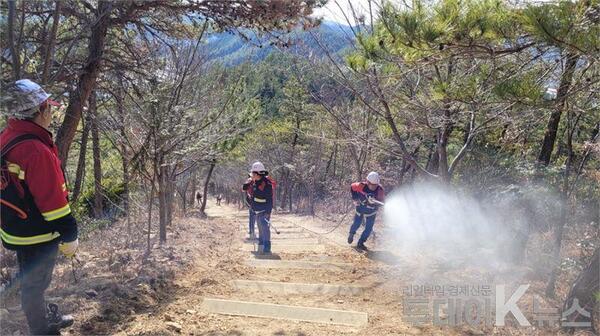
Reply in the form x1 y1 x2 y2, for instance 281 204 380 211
382 182 520 273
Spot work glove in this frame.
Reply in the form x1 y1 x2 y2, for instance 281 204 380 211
368 196 383 206
59 239 79 258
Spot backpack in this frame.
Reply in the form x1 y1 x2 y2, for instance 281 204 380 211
0 134 43 225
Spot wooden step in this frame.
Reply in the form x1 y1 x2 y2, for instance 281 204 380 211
241 244 325 253
271 233 314 239
239 225 298 231
241 234 315 241
245 259 353 271
202 298 368 326
232 280 366 295
243 238 320 245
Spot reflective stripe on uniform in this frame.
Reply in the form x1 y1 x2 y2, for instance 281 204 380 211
0 228 60 245
42 204 71 221
6 162 25 180
254 197 267 203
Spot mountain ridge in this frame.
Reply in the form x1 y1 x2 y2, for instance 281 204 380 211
202 21 356 66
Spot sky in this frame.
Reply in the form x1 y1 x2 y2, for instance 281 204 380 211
311 0 394 25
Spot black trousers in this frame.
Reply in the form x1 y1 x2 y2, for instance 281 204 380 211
16 240 59 335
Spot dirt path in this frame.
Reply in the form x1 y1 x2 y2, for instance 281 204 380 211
106 203 451 336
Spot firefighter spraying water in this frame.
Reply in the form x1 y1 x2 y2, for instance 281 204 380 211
347 171 385 251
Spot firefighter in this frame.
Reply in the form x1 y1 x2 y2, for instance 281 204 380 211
242 173 256 239
249 162 274 253
0 79 78 335
348 171 385 250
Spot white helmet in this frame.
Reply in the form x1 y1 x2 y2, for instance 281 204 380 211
250 161 266 173
366 171 380 185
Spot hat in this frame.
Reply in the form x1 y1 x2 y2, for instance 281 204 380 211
1 79 60 119
366 171 380 185
250 161 268 175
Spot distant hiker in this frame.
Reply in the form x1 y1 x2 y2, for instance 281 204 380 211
216 194 223 206
249 161 274 254
0 79 77 335
242 174 257 239
195 191 202 206
348 171 385 251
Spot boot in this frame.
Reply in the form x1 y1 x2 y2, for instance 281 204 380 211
263 241 271 254
356 241 368 251
46 303 74 335
347 233 354 244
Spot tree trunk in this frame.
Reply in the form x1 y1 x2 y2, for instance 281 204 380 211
71 109 91 202
332 143 338 179
545 110 576 297
122 147 130 239
437 107 454 182
288 181 294 212
400 146 420 185
200 160 216 216
158 165 168 244
116 80 130 240
181 188 187 214
280 119 300 210
56 1 113 164
323 146 336 179
41 0 61 84
426 139 439 175
280 170 291 210
189 170 197 207
179 177 190 215
7 0 20 80
90 91 103 218
437 133 450 182
166 172 174 227
537 53 578 166
562 247 599 333
349 145 363 181
147 173 155 252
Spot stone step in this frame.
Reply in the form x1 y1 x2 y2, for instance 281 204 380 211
241 244 326 253
232 280 367 295
245 259 353 271
201 298 368 327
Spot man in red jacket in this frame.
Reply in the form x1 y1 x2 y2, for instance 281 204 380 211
1 79 77 335
348 171 385 250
